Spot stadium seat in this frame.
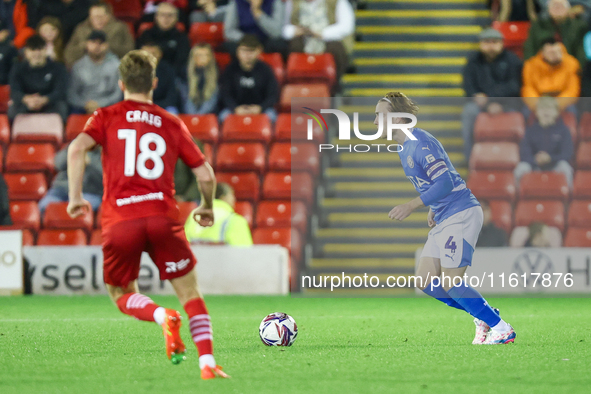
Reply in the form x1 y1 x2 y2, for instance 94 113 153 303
268 142 320 175
579 112 591 141
259 53 285 86
221 114 272 143
489 200 513 234
5 143 55 173
9 201 40 231
469 142 519 171
275 113 324 142
286 53 336 88
107 0 142 21
473 112 525 142
519 172 569 201
567 200 591 228
22 228 34 246
234 200 253 228
178 201 198 224
256 200 307 235
43 202 94 232
492 21 530 58
514 200 565 232
252 227 301 262
573 171 591 199
467 171 516 201
262 171 314 205
576 141 591 169
4 172 47 200
137 21 185 37
216 171 260 202
0 114 9 145
89 229 102 246
509 225 562 247
279 84 331 113
179 114 219 144
37 229 88 246
189 22 224 47
215 52 232 72
12 114 63 144
65 114 92 141
0 84 9 113
215 143 266 173
564 228 591 247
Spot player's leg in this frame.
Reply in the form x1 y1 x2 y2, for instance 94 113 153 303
106 280 166 325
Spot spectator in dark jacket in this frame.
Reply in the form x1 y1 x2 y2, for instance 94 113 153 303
219 34 279 122
28 0 93 43
8 34 68 122
476 200 507 247
461 28 523 162
0 19 18 84
514 96 574 188
141 41 180 114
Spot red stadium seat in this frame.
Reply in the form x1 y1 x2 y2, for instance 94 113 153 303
0 85 10 113
568 200 591 228
189 22 224 47
279 84 331 113
43 202 94 232
286 53 336 88
489 200 513 234
107 0 142 21
4 172 47 200
492 21 530 58
178 201 198 223
514 200 565 232
253 227 301 262
473 112 525 142
0 114 9 145
467 171 516 201
5 143 55 173
89 229 102 246
215 143 266 173
234 200 253 228
579 112 591 141
275 113 324 142
268 142 320 175
9 201 40 231
576 141 591 169
564 228 591 247
37 229 88 245
137 22 185 37
256 200 307 235
573 171 591 199
214 52 231 72
22 228 34 246
519 171 569 201
12 114 63 144
259 52 285 85
221 114 272 143
179 114 219 144
216 171 260 202
469 142 519 171
65 114 92 141
262 171 314 205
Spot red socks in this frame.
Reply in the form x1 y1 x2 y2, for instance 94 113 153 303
116 293 159 322
184 298 213 356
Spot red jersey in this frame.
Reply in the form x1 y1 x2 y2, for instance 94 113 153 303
83 100 205 228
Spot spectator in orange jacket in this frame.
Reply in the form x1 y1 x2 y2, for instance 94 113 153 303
522 37 580 111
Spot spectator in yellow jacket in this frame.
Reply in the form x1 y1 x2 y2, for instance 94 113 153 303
522 38 580 111
184 182 253 246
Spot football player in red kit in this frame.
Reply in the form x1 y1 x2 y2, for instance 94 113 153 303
66 50 229 379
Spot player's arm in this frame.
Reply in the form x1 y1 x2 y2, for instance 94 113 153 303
191 162 216 227
67 133 97 218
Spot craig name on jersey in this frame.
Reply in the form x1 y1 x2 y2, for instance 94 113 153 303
126 110 162 127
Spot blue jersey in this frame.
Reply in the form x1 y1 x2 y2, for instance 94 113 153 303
399 128 480 223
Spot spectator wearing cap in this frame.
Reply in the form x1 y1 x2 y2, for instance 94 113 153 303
141 41 181 114
522 37 580 112
218 34 279 122
8 34 68 122
524 0 587 67
461 28 523 162
67 30 121 114
64 2 134 68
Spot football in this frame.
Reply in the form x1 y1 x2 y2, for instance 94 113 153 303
259 312 298 346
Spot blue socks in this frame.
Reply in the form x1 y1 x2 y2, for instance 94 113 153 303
447 281 501 327
422 280 465 311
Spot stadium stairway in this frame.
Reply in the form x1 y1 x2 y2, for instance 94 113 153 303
303 0 491 292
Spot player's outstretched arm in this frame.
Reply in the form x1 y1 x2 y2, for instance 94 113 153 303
389 196 424 221
67 133 96 218
191 162 216 227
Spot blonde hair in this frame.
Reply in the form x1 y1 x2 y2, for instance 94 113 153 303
379 92 420 116
119 50 157 94
187 43 218 107
36 16 64 62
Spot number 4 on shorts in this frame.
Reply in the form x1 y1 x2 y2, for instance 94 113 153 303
445 236 457 254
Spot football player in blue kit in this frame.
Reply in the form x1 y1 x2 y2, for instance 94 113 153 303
376 92 516 345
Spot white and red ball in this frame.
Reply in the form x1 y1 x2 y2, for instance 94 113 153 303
259 312 298 346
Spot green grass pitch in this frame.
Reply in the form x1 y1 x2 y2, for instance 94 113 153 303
1 296 590 394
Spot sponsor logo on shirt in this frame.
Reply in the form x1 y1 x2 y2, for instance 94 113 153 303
407 155 414 168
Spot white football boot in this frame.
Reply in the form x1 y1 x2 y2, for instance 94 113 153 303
472 308 500 345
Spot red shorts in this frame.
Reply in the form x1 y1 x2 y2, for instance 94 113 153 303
102 215 196 287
